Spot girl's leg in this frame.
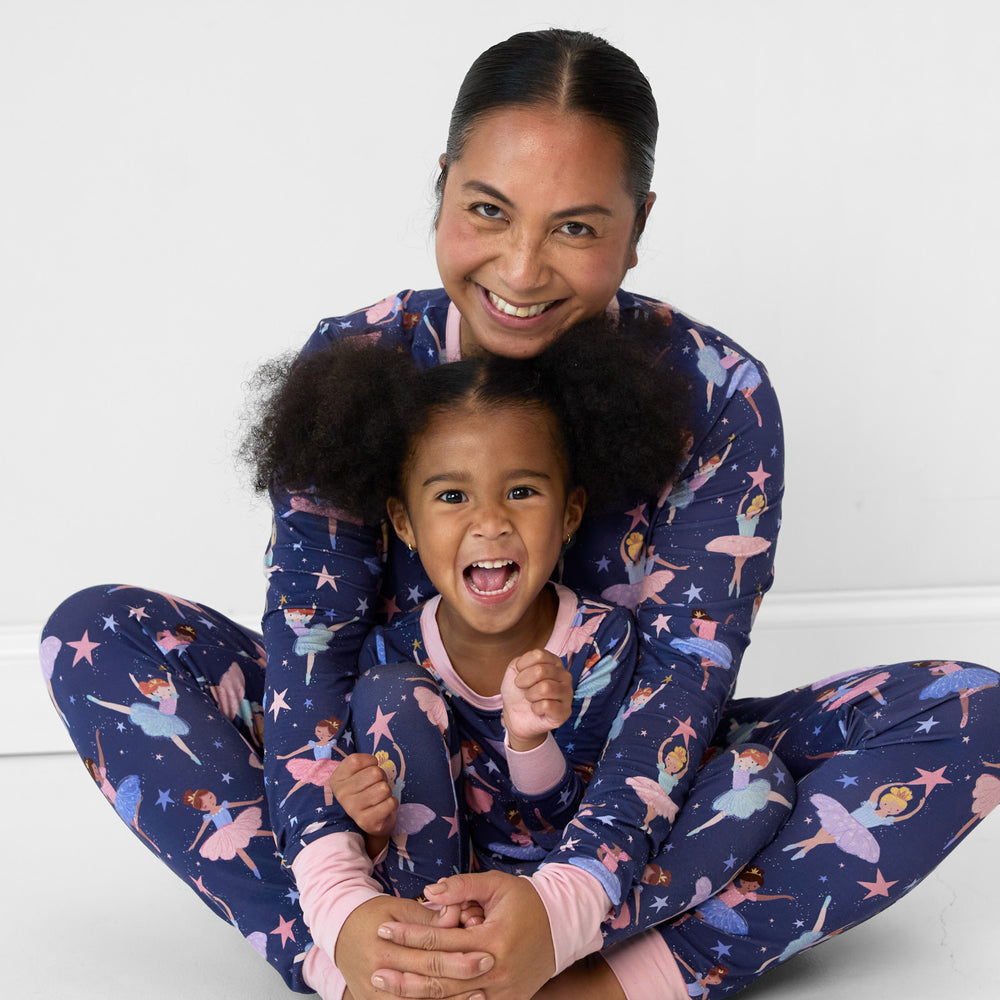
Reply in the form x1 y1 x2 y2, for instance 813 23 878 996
347 662 468 898
636 659 1000 995
42 584 313 993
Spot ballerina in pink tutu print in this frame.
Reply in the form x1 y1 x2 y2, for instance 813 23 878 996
602 531 688 611
945 762 1000 848
185 788 272 879
705 488 773 597
276 716 346 807
626 743 689 831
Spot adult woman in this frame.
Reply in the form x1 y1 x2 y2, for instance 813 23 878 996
41 28 999 1000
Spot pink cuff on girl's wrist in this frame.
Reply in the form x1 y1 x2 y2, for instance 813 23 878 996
504 731 568 795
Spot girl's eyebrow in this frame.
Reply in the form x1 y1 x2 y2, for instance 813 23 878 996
461 180 613 220
420 469 553 488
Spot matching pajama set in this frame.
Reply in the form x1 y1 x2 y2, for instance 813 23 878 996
41 287 1000 997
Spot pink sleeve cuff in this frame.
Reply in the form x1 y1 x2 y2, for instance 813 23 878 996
504 731 567 795
527 863 611 974
291 832 383 961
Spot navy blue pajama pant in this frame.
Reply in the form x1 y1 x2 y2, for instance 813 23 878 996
42 585 1000 995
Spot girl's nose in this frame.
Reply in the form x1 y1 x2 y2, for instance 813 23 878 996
471 503 513 538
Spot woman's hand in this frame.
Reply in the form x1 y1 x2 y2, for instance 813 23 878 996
336 894 495 1000
374 871 556 1000
501 649 573 751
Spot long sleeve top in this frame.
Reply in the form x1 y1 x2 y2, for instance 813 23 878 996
262 287 783 915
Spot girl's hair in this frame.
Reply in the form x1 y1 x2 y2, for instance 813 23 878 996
437 29 657 217
245 313 688 525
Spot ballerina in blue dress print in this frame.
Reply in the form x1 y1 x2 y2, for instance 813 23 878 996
87 672 201 764
84 727 160 853
914 659 999 728
686 747 792 836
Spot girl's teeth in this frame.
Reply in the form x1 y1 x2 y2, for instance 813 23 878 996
488 291 553 318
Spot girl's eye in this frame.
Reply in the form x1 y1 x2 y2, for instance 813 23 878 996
508 486 537 500
437 490 466 504
473 202 506 220
558 221 593 237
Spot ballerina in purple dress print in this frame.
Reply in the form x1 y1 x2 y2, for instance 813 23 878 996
783 780 929 862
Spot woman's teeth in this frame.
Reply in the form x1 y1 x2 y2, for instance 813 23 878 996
487 291 554 318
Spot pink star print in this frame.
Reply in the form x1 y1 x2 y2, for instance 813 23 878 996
270 914 297 947
746 462 771 491
366 706 397 751
857 869 898 900
67 630 101 666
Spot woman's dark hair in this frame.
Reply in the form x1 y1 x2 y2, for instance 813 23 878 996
244 314 688 525
437 29 658 217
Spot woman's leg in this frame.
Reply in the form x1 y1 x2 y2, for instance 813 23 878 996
347 662 468 898
598 743 796 944
42 584 313 992
638 659 1000 996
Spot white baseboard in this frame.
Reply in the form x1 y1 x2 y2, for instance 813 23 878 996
6 587 998 756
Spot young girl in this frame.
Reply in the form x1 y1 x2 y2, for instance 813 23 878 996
248 316 688 891
246 316 799 998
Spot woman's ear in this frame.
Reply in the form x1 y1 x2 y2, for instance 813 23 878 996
563 486 586 540
628 192 657 269
387 497 416 551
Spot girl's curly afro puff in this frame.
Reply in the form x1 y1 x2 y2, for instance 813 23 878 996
243 313 690 525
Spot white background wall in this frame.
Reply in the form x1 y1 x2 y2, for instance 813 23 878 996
3 1 998 749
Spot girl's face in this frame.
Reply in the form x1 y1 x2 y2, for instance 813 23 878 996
436 105 653 360
388 403 584 650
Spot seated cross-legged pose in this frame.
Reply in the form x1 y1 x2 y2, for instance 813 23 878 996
41 26 1000 1000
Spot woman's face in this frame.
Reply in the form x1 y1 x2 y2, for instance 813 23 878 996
436 105 653 359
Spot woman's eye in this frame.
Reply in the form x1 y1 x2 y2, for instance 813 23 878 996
473 202 505 220
508 486 537 500
437 490 466 504
558 221 593 237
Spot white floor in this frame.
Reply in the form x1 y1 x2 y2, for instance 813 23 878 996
5 752 997 999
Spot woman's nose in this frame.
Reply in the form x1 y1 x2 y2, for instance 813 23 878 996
496 229 548 294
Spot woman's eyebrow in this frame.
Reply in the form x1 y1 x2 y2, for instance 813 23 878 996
461 180 613 219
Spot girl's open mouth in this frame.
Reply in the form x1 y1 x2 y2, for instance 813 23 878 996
464 559 521 596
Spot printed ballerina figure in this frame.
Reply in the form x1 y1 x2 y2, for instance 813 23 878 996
87 671 201 764
815 669 891 711
601 531 689 610
154 622 197 657
669 610 734 691
686 747 793 837
185 789 271 878
661 435 735 524
84 728 160 852
572 620 633 729
783 781 927 862
282 606 357 685
704 487 773 597
38 635 68 726
674 950 729 999
945 761 1000 849
687 864 794 935
756 894 837 973
276 716 347 807
372 744 436 872
608 676 674 741
913 660 1000 728
626 742 689 831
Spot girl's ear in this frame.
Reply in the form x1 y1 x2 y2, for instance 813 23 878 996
387 497 416 550
563 486 586 540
